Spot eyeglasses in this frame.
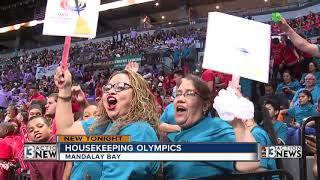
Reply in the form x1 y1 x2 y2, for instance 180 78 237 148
103 82 133 93
175 90 203 99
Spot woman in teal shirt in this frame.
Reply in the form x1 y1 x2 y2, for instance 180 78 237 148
281 90 318 144
275 70 301 101
164 75 259 179
54 66 160 180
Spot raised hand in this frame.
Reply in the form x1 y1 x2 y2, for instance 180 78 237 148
125 62 139 73
54 66 72 96
71 85 86 103
277 17 291 33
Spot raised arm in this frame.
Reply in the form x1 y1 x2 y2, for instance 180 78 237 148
228 76 260 172
278 18 320 57
54 67 85 135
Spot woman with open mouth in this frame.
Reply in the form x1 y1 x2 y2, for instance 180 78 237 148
164 75 259 179
54 64 160 180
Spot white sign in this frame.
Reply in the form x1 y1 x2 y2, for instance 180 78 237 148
203 12 271 83
43 0 100 38
36 64 59 80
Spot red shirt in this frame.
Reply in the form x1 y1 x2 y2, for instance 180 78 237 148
271 43 285 65
0 142 13 180
283 47 298 66
50 118 57 136
29 136 65 180
201 70 217 96
71 101 81 113
214 71 232 90
1 135 27 171
19 122 29 142
302 51 313 59
28 93 46 103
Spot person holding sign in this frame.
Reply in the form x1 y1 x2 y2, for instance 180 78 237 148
54 63 160 179
164 75 260 179
277 16 320 57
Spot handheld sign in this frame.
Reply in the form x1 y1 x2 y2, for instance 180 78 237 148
203 12 271 83
61 36 71 70
272 12 282 23
43 0 100 38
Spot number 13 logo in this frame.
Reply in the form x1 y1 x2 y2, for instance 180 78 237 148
25 146 35 159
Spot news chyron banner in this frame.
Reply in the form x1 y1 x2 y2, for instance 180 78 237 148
24 135 300 161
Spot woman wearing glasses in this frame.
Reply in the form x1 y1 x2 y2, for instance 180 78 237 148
54 66 160 180
164 75 259 179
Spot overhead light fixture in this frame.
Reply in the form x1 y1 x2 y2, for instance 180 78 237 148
264 0 268 2
155 2 159 6
100 0 155 11
161 16 165 19
168 22 172 25
216 5 220 9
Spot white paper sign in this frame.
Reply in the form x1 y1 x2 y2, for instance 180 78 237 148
203 12 271 83
43 0 100 38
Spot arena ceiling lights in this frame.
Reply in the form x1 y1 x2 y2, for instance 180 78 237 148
0 0 155 34
99 0 155 11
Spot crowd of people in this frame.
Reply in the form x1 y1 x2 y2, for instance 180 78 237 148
0 11 320 179
271 11 320 37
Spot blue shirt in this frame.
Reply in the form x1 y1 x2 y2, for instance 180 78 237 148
160 103 177 141
288 103 318 124
71 118 160 180
173 50 180 64
181 47 191 58
164 116 235 179
292 86 320 106
251 126 277 170
300 72 320 85
275 80 301 100
273 121 288 144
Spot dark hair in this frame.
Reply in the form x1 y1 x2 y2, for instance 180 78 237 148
184 75 213 116
28 103 44 114
260 107 284 169
27 115 50 127
282 69 292 77
265 99 280 112
308 61 319 72
272 38 280 44
285 39 295 49
264 83 275 90
173 70 185 78
20 111 28 122
299 89 313 104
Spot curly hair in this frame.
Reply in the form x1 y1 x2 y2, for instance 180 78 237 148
90 70 160 135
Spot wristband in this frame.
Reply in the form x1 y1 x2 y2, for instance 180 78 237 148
58 95 72 101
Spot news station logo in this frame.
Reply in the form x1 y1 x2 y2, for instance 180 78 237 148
261 146 302 158
24 144 57 160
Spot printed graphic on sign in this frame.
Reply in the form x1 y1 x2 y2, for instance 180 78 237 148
43 0 100 38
